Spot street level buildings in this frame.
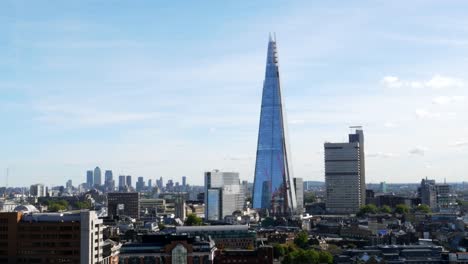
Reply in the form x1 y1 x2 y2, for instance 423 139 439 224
325 127 366 214
252 37 297 216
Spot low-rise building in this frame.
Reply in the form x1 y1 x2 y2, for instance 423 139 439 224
176 225 256 249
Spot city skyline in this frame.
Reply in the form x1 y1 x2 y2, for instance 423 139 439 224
2 1 468 186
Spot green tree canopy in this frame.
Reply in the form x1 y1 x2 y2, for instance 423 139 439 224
416 204 431 214
395 204 410 214
379 205 392 214
185 213 202 226
357 204 378 217
294 231 309 249
303 192 317 204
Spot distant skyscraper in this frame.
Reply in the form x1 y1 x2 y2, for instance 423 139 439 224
118 175 126 191
148 179 152 188
380 181 387 193
182 176 187 187
86 170 93 188
325 127 366 214
136 177 145 192
205 170 244 221
93 167 102 187
104 170 114 191
252 37 297 215
66 179 73 189
294 178 304 213
126 175 132 188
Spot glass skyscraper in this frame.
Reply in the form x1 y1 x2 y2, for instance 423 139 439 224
252 37 297 215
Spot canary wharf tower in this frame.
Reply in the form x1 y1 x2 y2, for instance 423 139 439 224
252 36 297 216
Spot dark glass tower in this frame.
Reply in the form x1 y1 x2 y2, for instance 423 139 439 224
252 37 297 215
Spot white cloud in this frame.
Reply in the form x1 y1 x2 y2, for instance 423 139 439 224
449 139 468 147
366 152 399 158
426 75 463 89
381 75 464 90
383 121 398 128
409 147 427 156
36 103 160 126
289 119 306 125
432 95 465 105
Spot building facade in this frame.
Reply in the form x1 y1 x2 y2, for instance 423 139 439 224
0 210 104 264
294 177 304 213
325 127 366 214
94 166 102 187
30 184 46 197
107 192 140 219
252 37 297 216
87 170 94 188
205 170 244 221
104 170 114 192
118 234 216 264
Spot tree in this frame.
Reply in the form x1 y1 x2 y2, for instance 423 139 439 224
273 244 286 259
319 251 333 264
416 204 431 214
304 192 316 204
294 231 309 249
380 205 392 214
76 201 91 209
395 204 410 214
185 213 202 226
357 204 378 217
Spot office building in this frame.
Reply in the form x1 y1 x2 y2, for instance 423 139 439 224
148 179 152 188
182 176 187 187
252 37 297 216
86 170 93 188
126 175 132 188
420 178 437 209
175 195 186 220
66 179 73 189
205 170 245 221
104 170 114 192
294 178 304 213
136 177 145 192
107 192 140 219
30 184 46 197
93 166 102 187
0 210 104 264
325 127 366 214
380 181 387 193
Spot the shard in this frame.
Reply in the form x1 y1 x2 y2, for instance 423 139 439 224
252 36 297 216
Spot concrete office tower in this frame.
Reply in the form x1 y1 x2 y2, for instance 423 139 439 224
420 178 437 209
182 176 187 187
30 184 46 197
93 166 102 187
126 175 132 188
325 127 366 214
252 36 297 216
136 177 145 192
294 178 304 213
86 170 93 188
148 179 152 188
175 195 186 220
205 170 245 221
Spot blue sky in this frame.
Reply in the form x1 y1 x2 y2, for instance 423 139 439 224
2 0 468 186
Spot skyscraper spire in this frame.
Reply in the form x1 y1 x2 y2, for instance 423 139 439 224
252 36 297 216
